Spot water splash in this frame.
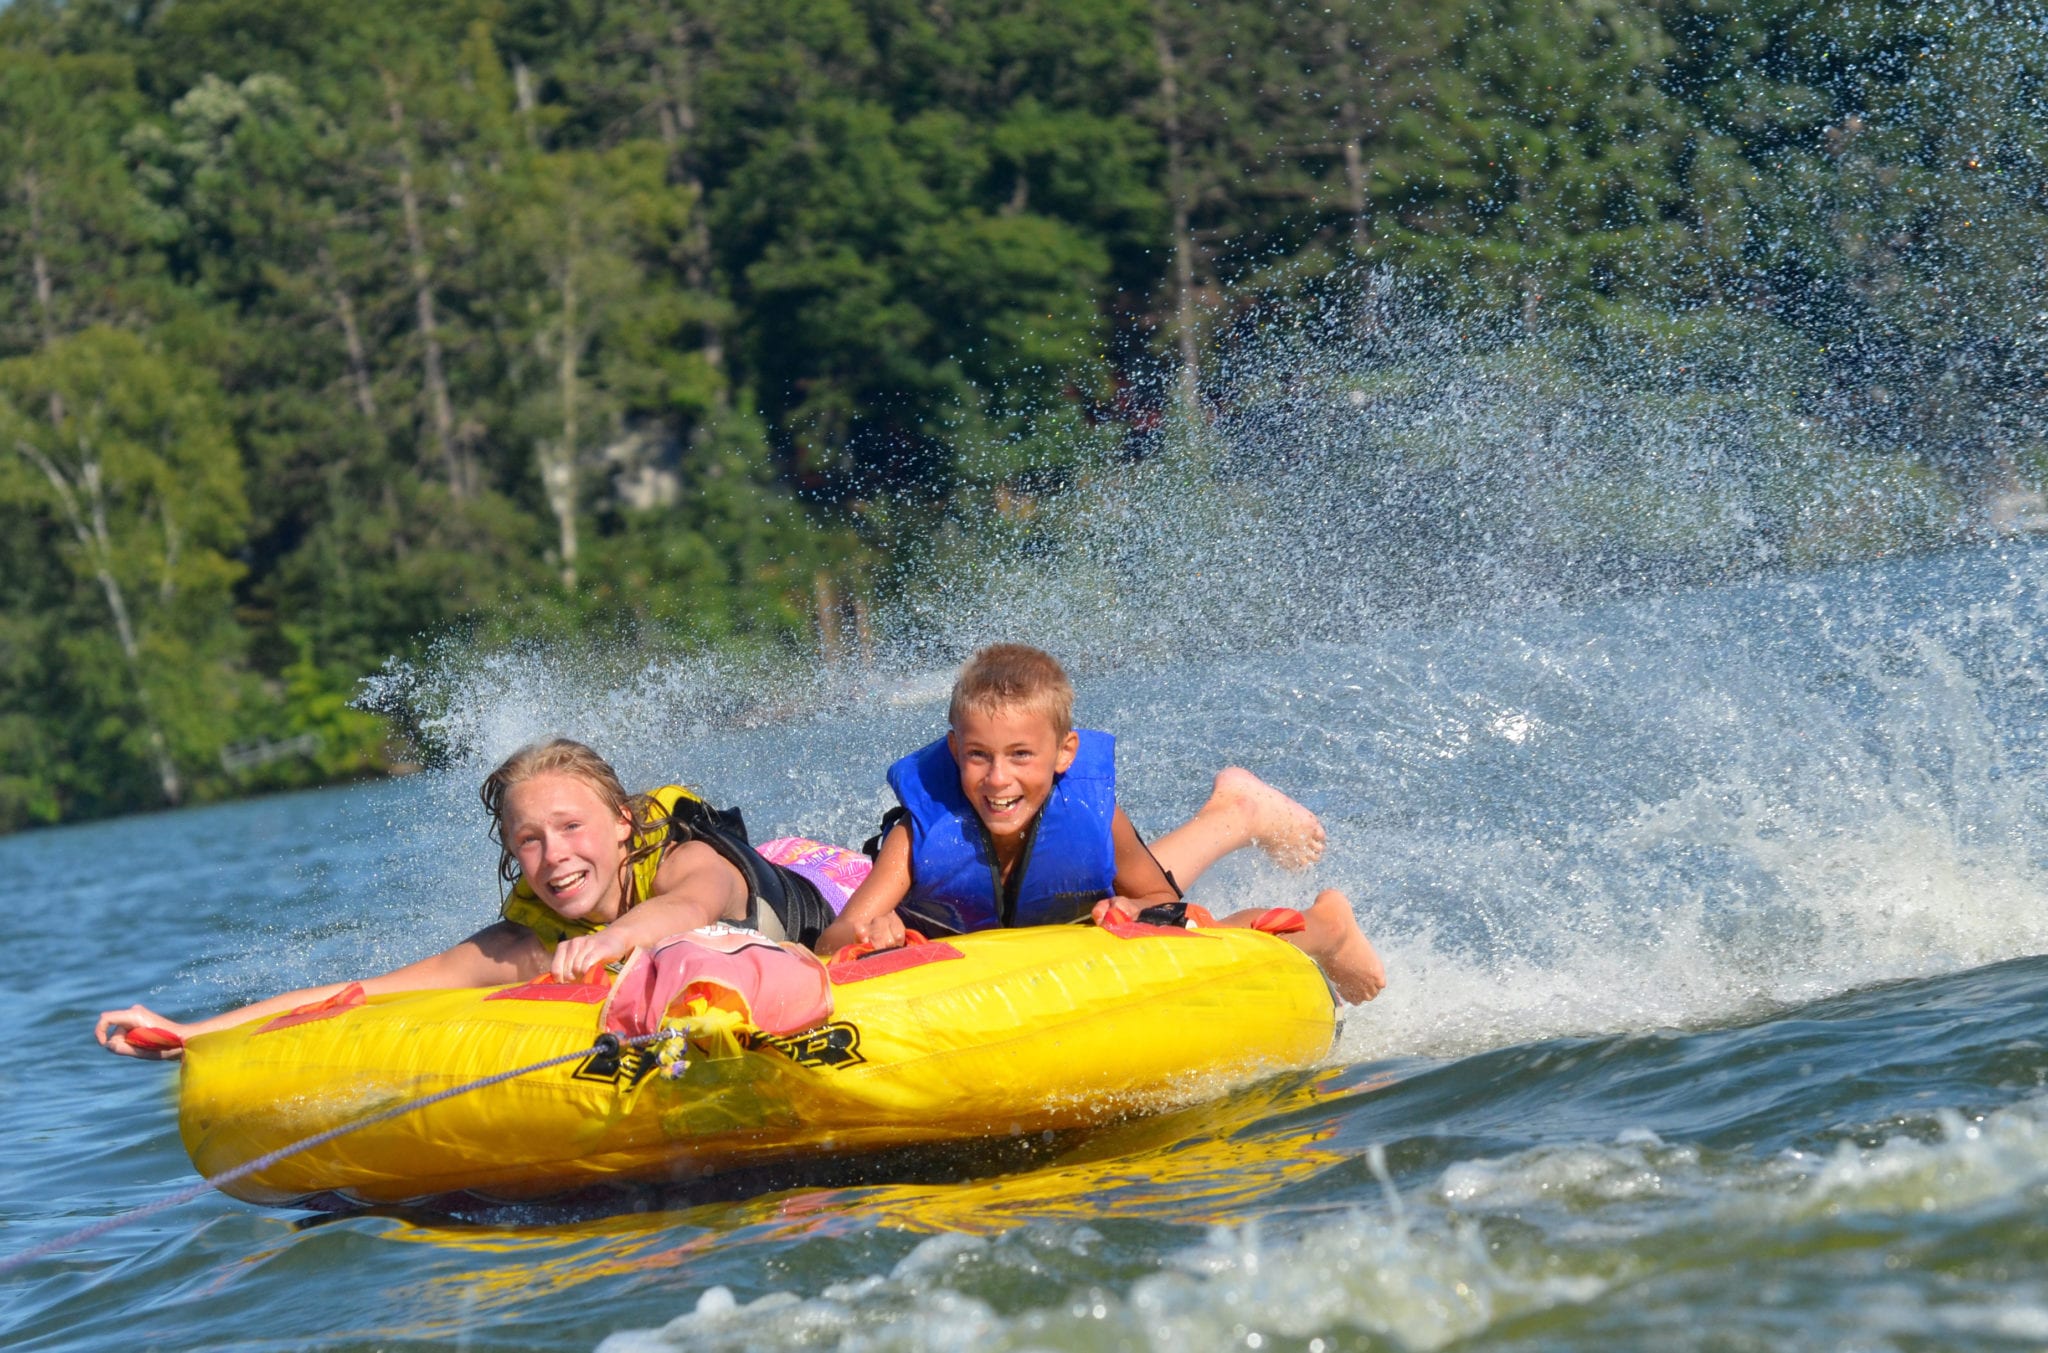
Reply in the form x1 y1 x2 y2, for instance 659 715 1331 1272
357 289 2048 1060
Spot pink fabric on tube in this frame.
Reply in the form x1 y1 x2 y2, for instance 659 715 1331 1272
603 927 833 1038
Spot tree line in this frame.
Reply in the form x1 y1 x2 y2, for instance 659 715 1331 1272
1 0 2042 829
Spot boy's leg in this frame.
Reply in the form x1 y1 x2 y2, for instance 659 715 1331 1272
1148 768 1327 885
1212 889 1385 1004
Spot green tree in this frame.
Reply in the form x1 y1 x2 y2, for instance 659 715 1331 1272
1655 0 2048 483
0 45 160 360
122 59 473 673
1371 0 1706 323
489 138 679 591
704 2 1146 509
0 465 70 828
0 327 248 808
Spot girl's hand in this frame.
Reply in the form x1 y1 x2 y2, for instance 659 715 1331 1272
550 931 634 983
95 1005 191 1060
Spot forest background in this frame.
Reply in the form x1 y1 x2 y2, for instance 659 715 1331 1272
1 0 2043 830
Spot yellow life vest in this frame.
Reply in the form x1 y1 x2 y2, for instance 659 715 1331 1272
498 784 704 952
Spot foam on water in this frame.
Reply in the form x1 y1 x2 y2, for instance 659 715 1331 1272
593 1092 2048 1353
592 1216 1602 1353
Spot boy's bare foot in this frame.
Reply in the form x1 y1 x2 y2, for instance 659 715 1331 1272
1209 767 1326 869
1299 889 1385 1004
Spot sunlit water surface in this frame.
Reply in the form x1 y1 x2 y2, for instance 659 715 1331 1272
8 536 2048 1351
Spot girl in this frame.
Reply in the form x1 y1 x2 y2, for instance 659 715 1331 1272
94 739 841 1059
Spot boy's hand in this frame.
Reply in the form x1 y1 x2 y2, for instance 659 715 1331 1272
854 909 907 952
1090 897 1143 926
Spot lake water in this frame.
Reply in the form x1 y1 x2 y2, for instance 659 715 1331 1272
8 537 2048 1350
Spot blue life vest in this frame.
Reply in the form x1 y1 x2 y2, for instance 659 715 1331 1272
888 730 1118 935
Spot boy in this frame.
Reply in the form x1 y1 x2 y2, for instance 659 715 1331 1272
817 644 1386 1003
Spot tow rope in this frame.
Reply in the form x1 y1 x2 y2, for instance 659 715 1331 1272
0 1029 685 1278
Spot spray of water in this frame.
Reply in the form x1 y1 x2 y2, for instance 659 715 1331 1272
359 279 2048 1059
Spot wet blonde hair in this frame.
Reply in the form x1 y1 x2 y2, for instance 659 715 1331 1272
479 738 668 901
948 644 1075 737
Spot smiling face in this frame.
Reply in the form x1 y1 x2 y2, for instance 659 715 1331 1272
499 771 636 924
948 702 1080 857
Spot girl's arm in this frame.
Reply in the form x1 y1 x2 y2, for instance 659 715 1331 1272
546 839 749 981
95 921 548 1061
814 824 913 955
1095 806 1183 921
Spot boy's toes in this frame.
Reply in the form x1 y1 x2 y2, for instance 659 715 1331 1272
1218 768 1326 870
1264 820 1326 870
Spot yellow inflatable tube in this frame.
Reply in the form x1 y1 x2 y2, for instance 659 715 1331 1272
178 924 1336 1206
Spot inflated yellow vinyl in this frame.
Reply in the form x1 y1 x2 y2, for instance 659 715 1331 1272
177 924 1336 1205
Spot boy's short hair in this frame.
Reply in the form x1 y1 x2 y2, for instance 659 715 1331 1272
949 644 1075 737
